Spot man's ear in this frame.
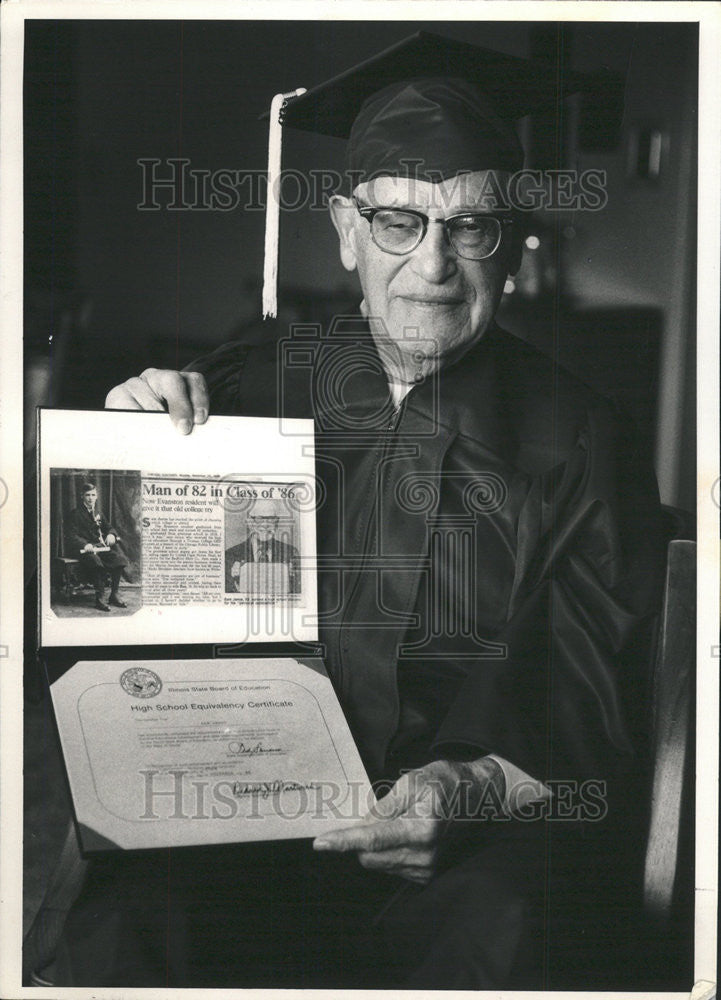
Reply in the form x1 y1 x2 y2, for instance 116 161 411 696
328 195 358 272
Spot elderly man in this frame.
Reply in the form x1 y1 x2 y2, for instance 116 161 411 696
225 497 301 594
56 34 664 990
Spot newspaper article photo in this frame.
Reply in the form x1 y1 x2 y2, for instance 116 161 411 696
49 469 141 616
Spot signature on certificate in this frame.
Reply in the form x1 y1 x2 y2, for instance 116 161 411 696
228 740 282 756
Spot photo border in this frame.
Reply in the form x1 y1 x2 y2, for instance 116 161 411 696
1 2 718 997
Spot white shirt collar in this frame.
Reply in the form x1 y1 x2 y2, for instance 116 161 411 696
387 379 414 410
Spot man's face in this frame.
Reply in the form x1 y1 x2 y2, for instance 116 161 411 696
330 173 520 381
249 516 278 542
82 489 97 510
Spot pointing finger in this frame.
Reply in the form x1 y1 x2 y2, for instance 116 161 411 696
314 820 405 853
357 847 436 871
314 817 432 854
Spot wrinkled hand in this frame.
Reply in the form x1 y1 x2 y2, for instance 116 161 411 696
313 757 505 885
105 369 209 435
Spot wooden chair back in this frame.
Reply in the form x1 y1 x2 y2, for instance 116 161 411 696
643 539 696 918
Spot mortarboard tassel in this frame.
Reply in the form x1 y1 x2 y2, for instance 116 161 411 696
262 87 306 319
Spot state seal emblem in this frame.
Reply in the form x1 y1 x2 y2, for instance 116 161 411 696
120 667 162 698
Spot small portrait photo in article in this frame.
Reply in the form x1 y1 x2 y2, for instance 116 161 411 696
224 492 301 597
49 469 142 616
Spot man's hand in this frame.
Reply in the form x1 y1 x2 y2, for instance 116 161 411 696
81 543 93 554
105 533 116 546
105 369 209 435
230 561 241 578
313 757 505 885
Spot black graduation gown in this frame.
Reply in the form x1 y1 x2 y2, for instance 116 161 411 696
192 319 665 793
53 318 667 989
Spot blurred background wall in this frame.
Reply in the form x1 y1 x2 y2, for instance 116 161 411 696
24 18 697 510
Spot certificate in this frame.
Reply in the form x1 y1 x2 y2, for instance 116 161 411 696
51 658 375 850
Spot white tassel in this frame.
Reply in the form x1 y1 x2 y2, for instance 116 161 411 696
262 87 306 319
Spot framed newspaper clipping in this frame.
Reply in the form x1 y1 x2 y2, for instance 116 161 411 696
38 408 319 647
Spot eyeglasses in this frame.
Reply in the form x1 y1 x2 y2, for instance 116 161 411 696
353 198 513 260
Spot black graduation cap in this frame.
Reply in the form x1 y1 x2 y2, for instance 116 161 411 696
281 30 589 138
261 31 624 316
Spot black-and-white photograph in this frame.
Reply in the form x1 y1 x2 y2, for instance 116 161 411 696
2 4 718 997
225 492 302 596
49 469 141 616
